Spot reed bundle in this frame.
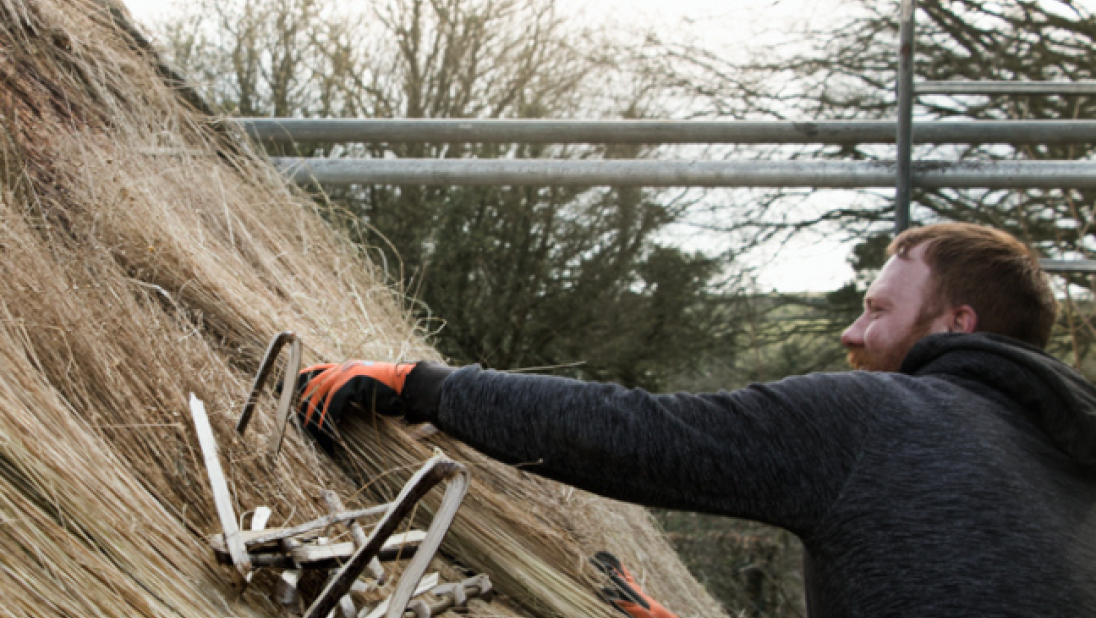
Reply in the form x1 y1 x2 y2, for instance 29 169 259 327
0 0 727 617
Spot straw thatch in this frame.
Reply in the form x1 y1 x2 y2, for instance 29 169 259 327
0 1 728 617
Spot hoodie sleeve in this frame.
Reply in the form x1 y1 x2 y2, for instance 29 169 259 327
433 366 887 535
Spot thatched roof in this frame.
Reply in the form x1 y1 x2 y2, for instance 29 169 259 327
0 0 727 616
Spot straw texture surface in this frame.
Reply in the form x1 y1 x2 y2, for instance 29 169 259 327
0 1 728 617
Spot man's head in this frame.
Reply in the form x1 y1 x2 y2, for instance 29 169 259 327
841 223 1057 371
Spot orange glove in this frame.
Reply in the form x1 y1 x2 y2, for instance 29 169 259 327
295 361 416 431
592 552 679 618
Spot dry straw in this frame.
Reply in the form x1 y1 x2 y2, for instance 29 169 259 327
0 0 727 617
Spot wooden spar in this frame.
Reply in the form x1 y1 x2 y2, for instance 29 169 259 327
303 456 468 618
234 502 392 547
323 490 385 583
382 461 470 618
268 333 302 458
362 574 440 618
233 330 302 459
189 394 251 582
209 531 428 568
236 330 296 434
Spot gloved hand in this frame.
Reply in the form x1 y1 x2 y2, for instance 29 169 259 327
591 552 679 618
295 361 417 431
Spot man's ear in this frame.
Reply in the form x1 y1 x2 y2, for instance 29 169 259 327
950 305 978 334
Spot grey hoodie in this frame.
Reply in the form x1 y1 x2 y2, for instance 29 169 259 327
421 333 1096 617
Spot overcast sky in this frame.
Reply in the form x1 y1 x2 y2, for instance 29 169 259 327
122 0 860 293
123 0 850 33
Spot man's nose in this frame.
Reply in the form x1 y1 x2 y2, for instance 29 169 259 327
841 315 866 348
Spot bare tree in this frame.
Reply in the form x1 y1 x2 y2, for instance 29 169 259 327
644 0 1096 370
155 0 744 389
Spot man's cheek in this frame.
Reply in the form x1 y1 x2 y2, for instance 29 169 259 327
863 322 889 350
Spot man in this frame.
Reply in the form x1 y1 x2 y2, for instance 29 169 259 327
298 223 1096 617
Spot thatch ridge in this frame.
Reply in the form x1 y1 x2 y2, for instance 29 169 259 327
0 1 728 617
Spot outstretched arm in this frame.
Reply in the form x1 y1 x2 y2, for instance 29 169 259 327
426 365 883 535
295 361 886 535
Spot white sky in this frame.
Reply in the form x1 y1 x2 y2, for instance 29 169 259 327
123 0 850 31
123 0 860 293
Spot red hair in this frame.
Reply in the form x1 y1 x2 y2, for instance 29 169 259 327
889 223 1057 348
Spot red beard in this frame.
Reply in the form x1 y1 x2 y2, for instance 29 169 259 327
846 320 934 372
846 348 875 371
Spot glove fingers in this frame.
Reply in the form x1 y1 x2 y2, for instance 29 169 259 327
282 364 335 399
320 362 396 408
612 600 657 618
294 361 418 431
591 552 678 618
313 362 412 425
592 551 633 585
300 365 345 426
646 602 679 618
318 364 375 425
622 576 677 618
607 573 648 608
295 364 337 399
592 551 624 573
320 375 401 427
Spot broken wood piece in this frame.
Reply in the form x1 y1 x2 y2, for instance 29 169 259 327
406 600 431 618
209 530 427 564
237 540 420 569
245 506 273 583
459 574 493 603
267 333 302 458
291 541 374 565
242 541 419 569
314 569 361 618
393 575 493 618
276 570 302 606
359 573 440 618
287 532 427 565
341 595 357 618
189 394 251 583
431 574 493 608
368 574 492 618
303 456 467 618
238 502 392 547
232 330 303 459
351 581 378 595
211 537 425 569
379 461 470 618
322 491 370 546
375 530 427 559
249 506 273 532
323 490 385 585
430 581 465 607
236 330 297 435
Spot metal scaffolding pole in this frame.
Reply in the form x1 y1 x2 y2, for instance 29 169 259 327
272 158 1096 188
1040 259 1096 274
236 119 1096 145
895 0 917 234
917 81 1096 96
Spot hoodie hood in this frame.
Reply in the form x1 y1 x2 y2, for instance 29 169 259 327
901 333 1096 468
